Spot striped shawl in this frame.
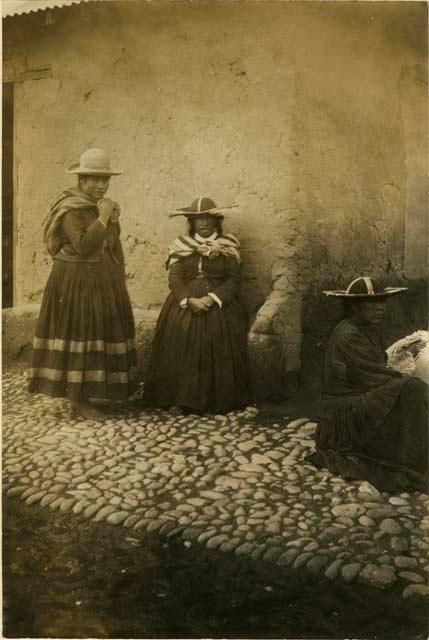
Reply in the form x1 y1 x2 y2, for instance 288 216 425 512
166 233 241 269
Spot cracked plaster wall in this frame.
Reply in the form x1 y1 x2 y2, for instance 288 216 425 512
3 1 427 397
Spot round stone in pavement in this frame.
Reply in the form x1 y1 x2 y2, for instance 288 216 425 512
379 519 403 535
398 572 425 584
358 565 397 589
324 559 344 581
390 537 410 553
293 552 313 569
332 504 366 518
306 555 330 575
367 506 396 520
394 556 419 570
341 563 361 584
403 584 429 599
277 548 300 567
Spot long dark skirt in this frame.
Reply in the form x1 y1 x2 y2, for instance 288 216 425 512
28 254 137 401
310 377 428 493
144 281 251 414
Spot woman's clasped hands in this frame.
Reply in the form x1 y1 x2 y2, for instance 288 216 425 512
188 296 215 314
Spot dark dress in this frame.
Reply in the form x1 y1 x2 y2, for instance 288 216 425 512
29 206 137 402
310 317 428 493
144 252 251 413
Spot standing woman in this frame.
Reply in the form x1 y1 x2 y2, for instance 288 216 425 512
29 148 137 419
144 197 251 414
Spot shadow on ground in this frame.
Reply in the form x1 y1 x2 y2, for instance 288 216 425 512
3 497 428 639
259 385 322 422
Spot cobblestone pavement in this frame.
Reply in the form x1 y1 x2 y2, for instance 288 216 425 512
3 370 429 600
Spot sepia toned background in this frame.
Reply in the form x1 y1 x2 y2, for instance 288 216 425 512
2 0 428 398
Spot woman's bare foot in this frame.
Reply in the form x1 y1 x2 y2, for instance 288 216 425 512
169 405 184 416
72 400 105 421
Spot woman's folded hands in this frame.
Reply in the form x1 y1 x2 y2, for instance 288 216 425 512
189 296 215 314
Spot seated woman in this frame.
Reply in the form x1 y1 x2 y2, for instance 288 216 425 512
309 276 428 493
143 197 251 414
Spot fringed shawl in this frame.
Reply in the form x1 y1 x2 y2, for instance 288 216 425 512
43 188 119 256
166 233 241 269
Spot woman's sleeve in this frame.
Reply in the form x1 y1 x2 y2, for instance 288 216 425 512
338 331 402 384
62 210 107 256
209 257 241 306
168 260 191 303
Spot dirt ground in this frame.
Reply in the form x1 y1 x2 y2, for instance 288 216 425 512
3 496 428 639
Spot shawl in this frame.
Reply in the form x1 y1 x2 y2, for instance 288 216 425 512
166 233 241 269
42 188 119 256
323 317 403 397
322 316 410 428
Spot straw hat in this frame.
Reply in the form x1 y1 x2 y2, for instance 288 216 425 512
66 148 122 175
323 276 407 299
169 197 237 218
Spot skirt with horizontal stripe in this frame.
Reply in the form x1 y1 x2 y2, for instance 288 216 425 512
28 253 137 401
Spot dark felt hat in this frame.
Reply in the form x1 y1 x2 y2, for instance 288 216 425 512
323 276 407 299
169 196 237 218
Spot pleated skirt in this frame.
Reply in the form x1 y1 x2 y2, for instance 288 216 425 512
310 377 428 492
144 279 251 414
28 254 137 401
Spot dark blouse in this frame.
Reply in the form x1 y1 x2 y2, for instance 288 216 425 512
55 207 124 265
168 253 241 306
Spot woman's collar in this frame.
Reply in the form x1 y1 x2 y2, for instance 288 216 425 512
195 232 218 243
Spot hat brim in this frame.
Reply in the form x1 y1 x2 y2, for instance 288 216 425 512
168 204 236 218
323 287 408 299
169 210 224 218
66 164 122 176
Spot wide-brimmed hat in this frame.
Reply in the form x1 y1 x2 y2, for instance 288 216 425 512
169 196 237 218
324 276 408 299
66 148 122 176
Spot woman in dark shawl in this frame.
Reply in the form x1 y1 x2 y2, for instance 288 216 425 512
310 276 428 493
29 148 136 419
143 196 251 414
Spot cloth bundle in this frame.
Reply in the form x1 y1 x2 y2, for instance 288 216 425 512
387 330 429 383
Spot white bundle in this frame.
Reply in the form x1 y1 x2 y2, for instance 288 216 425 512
387 330 429 383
